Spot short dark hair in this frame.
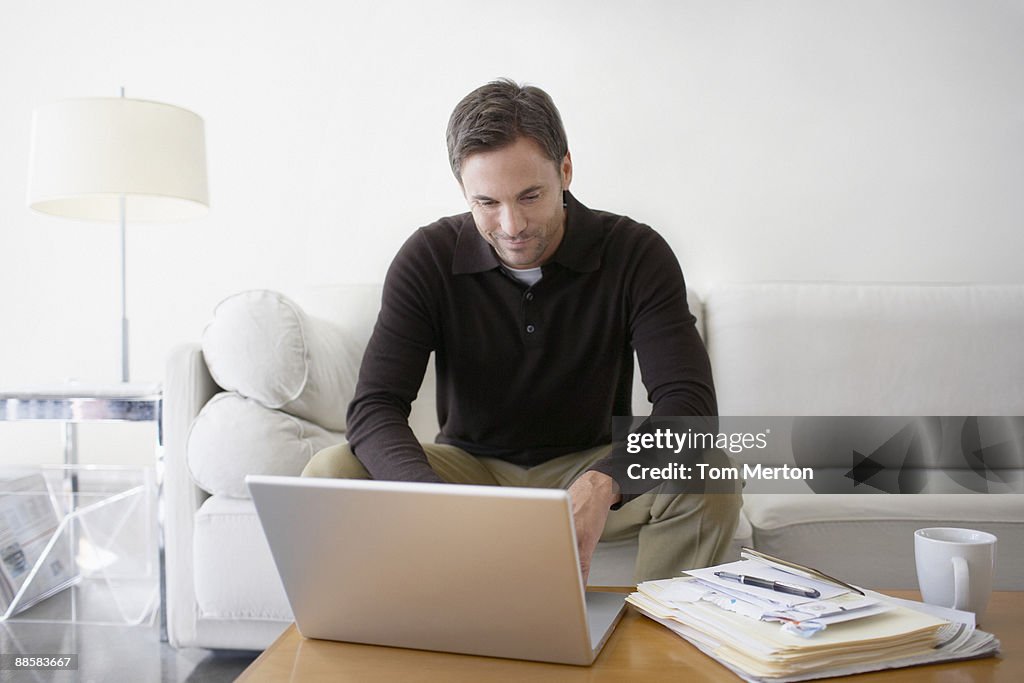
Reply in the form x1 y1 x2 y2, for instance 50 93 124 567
446 78 568 181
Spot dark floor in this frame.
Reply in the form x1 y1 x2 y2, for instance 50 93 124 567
0 619 260 682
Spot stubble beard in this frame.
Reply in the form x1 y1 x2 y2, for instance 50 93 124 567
493 235 548 269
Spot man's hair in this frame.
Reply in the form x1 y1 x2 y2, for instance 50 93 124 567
446 78 568 182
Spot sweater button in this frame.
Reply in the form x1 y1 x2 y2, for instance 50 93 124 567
526 324 536 334
525 292 534 301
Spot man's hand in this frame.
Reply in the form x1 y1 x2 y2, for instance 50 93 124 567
567 470 622 586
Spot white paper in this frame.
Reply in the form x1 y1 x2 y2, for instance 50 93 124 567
688 560 848 607
871 590 976 627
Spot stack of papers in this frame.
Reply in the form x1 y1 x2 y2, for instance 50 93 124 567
626 549 1000 682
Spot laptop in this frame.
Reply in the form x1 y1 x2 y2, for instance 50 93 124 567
246 475 627 665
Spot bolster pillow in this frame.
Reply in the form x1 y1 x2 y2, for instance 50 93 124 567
187 392 344 498
201 289 360 431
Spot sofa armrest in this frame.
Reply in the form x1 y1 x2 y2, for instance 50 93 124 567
164 342 221 647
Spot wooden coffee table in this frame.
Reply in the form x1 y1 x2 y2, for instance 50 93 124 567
237 590 1021 681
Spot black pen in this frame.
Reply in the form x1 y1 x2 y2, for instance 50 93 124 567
714 571 821 598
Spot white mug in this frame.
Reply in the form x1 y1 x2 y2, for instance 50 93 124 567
914 527 996 623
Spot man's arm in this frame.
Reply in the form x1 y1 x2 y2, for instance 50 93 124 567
587 228 717 504
627 232 716 419
570 229 714 582
345 230 444 483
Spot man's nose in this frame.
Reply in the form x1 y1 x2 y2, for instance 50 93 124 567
499 205 527 237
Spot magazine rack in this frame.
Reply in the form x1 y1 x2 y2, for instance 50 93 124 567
0 464 158 626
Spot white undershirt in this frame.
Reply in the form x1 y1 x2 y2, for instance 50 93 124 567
503 266 543 287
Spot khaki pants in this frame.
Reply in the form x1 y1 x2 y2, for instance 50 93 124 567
301 442 742 583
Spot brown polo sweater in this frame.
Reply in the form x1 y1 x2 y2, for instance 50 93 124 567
345 191 716 499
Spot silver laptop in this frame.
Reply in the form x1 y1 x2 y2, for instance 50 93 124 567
246 475 627 665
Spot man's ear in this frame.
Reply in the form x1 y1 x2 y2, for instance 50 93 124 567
561 151 573 190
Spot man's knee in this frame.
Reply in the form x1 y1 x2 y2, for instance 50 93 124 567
300 442 370 479
644 483 742 525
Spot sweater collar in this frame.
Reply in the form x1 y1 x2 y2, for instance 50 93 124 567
452 191 603 275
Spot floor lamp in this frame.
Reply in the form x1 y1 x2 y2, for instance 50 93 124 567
27 91 209 382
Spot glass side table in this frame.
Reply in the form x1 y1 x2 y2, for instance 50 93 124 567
0 382 166 639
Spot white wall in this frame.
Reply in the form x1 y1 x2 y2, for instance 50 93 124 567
2 0 1022 466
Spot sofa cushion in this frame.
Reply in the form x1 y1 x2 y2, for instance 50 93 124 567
193 495 293 621
201 289 360 431
743 493 1024 590
187 392 344 498
705 283 1024 416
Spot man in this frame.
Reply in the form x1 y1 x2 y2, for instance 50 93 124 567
303 78 740 583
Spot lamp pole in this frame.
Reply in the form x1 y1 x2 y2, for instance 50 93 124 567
119 192 129 382
119 87 129 382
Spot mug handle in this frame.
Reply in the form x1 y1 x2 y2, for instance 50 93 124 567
951 556 970 611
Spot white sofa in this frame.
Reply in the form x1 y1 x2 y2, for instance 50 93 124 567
164 282 1024 650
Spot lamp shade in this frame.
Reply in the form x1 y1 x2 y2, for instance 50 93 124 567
28 97 209 222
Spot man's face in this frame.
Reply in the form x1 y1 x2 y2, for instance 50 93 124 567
460 136 573 270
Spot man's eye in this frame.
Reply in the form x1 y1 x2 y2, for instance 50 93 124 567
522 194 539 202
479 200 497 207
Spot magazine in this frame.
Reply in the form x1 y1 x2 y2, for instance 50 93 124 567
0 471 76 618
